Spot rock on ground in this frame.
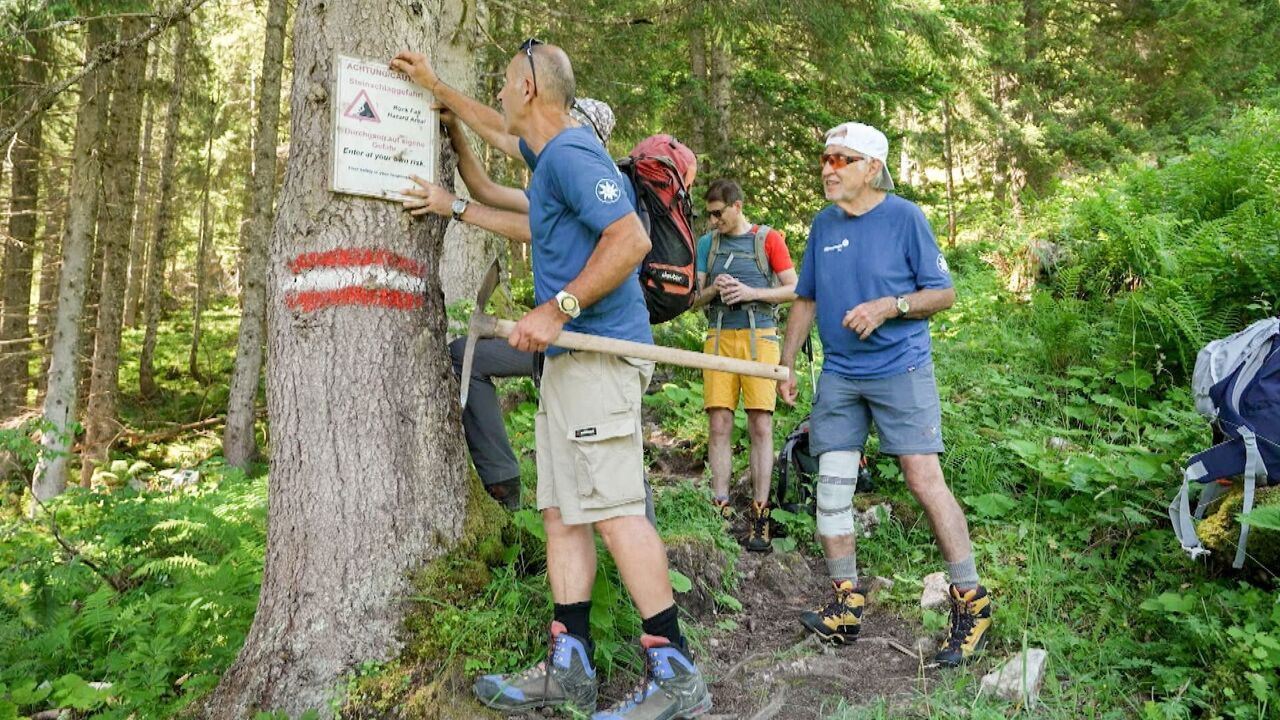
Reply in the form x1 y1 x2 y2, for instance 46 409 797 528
980 649 1049 708
920 571 950 610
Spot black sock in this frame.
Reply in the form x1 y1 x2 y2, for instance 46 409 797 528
641 604 687 654
554 601 593 648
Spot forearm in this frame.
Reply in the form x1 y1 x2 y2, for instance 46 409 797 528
433 82 520 159
457 203 532 243
897 287 955 319
563 217 650 310
691 276 717 309
781 299 816 366
451 127 530 212
753 282 798 305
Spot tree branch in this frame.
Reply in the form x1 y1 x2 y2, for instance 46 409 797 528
0 0 214 149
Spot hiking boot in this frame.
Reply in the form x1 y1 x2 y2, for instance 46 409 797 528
712 497 733 524
473 621 598 714
486 477 521 510
799 580 865 644
744 501 773 553
935 584 993 667
592 635 712 719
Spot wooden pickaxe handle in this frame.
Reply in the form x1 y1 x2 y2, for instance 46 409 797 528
472 314 790 382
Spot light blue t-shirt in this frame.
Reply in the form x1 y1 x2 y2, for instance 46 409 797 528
522 126 652 355
795 195 952 379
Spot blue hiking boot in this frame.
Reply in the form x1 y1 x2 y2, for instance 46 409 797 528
473 621 598 715
592 635 712 719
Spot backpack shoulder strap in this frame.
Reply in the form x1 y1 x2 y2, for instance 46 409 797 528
753 225 779 287
707 231 724 272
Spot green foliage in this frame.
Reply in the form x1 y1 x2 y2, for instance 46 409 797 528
0 461 265 718
1043 107 1280 375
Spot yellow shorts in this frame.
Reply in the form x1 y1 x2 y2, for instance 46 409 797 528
702 328 781 412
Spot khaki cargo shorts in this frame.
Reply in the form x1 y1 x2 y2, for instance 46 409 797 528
535 351 654 525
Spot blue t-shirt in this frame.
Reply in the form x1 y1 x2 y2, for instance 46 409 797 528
795 195 952 379
523 126 652 354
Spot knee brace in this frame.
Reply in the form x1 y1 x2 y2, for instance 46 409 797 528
815 451 860 537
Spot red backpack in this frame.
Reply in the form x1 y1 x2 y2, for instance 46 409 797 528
617 135 697 324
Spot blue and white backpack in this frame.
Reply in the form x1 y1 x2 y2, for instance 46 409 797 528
1169 317 1280 568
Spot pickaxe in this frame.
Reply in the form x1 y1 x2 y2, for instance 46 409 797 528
459 261 789 407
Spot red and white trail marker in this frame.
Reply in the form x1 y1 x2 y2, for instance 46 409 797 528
285 248 426 312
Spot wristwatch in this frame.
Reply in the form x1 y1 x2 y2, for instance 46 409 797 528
450 197 470 221
895 295 910 317
555 290 581 319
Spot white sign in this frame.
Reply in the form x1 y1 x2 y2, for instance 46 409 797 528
331 54 437 201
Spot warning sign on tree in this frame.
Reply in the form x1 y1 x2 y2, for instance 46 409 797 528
331 54 437 201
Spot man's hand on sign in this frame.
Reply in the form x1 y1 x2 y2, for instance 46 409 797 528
508 301 568 353
842 297 896 340
390 51 439 92
401 175 454 217
716 274 757 305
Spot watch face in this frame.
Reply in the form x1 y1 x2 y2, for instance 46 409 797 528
897 297 910 314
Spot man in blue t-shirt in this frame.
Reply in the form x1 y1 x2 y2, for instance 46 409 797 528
393 44 710 719
778 122 993 667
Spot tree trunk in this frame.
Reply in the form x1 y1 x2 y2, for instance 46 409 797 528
0 30 50 415
32 19 114 500
124 49 160 328
943 95 957 248
708 31 732 171
222 3 286 467
201 1 472 714
138 23 192 400
687 14 708 153
35 153 69 389
79 18 152 484
189 102 219 382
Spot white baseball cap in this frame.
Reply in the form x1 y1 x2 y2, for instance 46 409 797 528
824 122 894 190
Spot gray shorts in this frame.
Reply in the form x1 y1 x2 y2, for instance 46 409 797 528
809 361 945 456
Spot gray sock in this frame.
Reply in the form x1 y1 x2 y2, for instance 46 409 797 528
826 554 858 585
946 555 980 590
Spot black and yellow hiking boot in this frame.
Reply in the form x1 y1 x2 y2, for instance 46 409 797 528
744 501 773 553
799 580 865 643
591 635 712 719
712 497 733 524
473 621 598 714
935 584 993 667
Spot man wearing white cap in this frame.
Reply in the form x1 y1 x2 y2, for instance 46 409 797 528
778 122 992 667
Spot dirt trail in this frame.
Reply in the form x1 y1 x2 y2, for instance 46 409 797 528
682 550 933 719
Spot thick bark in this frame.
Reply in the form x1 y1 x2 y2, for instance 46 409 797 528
80 17 152 484
189 102 219 381
223 0 288 468
201 1 472 715
32 20 114 500
138 23 191 400
1 30 51 415
123 49 159 328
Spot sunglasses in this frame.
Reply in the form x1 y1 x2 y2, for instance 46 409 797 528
821 152 868 170
707 208 726 219
519 38 543 96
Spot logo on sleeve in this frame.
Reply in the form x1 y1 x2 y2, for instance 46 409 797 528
595 178 621 204
937 254 950 275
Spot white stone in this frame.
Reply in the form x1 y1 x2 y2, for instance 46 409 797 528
980 649 1049 708
920 571 950 610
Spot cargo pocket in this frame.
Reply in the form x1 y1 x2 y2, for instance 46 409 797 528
567 411 646 510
